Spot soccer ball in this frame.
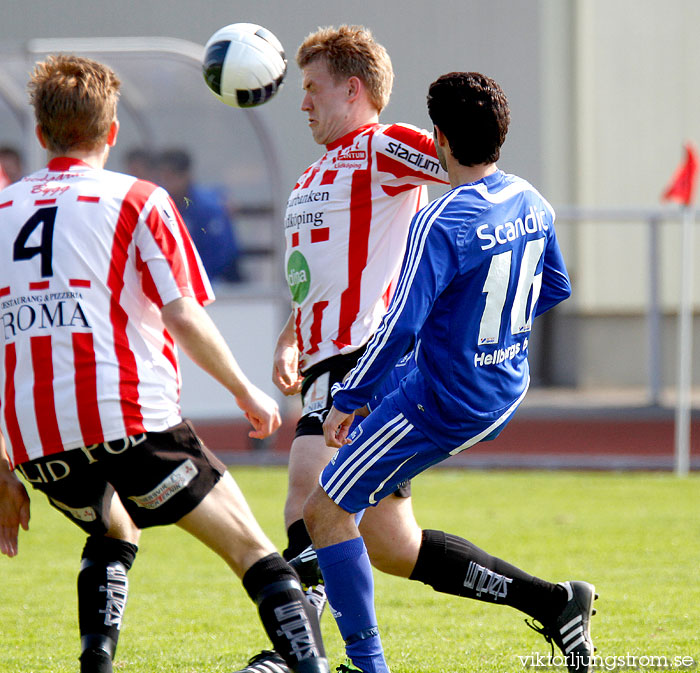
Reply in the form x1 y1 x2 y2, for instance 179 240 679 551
202 23 287 108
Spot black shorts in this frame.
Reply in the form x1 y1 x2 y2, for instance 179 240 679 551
295 349 367 438
16 420 226 535
295 349 410 499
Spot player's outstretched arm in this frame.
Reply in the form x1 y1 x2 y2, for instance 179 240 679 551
272 310 303 396
0 433 30 558
161 297 281 439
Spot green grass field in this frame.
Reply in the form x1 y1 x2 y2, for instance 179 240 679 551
2 468 698 673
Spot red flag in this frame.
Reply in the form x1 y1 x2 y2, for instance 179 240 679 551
662 143 698 206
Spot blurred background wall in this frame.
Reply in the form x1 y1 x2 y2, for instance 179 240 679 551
1 0 699 423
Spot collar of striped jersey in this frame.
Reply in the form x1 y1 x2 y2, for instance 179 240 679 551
325 122 379 151
47 157 92 171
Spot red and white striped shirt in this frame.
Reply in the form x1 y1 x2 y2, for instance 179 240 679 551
285 122 448 370
0 157 213 468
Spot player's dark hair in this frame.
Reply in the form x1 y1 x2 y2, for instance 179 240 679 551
158 148 192 174
296 25 394 112
427 72 510 166
0 146 22 163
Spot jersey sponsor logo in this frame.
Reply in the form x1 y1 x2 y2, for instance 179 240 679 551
337 148 367 162
128 459 198 509
1 291 90 340
334 147 368 169
286 189 330 209
23 171 82 183
30 182 70 198
284 189 330 231
285 208 325 230
386 141 441 174
334 161 364 169
476 206 549 250
474 338 527 366
20 173 79 199
287 251 311 303
285 190 329 232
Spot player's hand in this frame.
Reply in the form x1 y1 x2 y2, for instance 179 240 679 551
272 343 303 396
323 405 355 448
0 470 30 558
236 385 282 439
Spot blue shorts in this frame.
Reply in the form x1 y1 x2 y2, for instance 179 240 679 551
319 392 508 514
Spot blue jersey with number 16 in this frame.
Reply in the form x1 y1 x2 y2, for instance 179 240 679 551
332 169 571 449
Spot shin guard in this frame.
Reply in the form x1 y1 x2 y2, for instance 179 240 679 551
77 536 137 673
410 529 566 622
243 553 328 673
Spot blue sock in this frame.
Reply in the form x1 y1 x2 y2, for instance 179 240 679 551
316 537 389 673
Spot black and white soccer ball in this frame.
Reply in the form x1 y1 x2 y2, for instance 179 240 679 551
202 23 287 108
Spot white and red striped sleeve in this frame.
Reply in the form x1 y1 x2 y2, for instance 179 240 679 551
133 187 214 308
374 123 448 194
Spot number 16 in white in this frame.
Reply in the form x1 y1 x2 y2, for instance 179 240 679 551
477 237 545 346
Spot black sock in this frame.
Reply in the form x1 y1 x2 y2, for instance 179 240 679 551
242 553 328 672
283 519 313 561
409 529 567 623
78 649 112 673
78 536 138 673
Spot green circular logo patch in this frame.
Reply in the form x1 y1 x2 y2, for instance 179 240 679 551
287 250 311 303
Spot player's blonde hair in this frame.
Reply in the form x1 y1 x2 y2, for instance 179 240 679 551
28 54 121 154
296 25 394 113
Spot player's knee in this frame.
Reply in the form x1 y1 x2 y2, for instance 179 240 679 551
116 520 140 546
283 479 312 523
105 497 141 545
302 486 330 538
365 533 420 577
362 507 422 576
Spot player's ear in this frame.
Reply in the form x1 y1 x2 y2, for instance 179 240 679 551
347 76 362 102
35 124 47 149
434 125 447 148
107 119 120 147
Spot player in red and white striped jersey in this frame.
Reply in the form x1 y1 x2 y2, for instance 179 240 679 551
0 54 329 673
0 154 213 464
272 26 450 545
269 28 448 595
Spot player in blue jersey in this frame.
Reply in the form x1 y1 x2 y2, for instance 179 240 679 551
303 72 597 673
